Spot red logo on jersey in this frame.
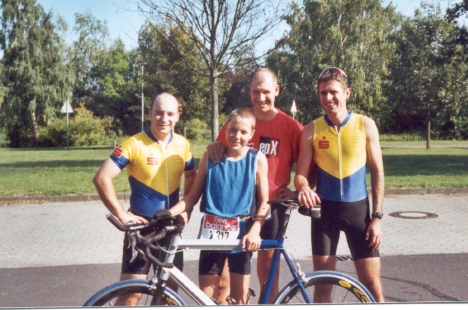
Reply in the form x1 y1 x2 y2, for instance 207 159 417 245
147 157 158 165
112 145 123 157
318 137 329 149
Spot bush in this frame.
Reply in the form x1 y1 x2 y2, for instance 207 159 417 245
39 103 114 147
185 118 211 142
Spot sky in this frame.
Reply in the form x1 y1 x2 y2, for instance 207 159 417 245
37 0 454 52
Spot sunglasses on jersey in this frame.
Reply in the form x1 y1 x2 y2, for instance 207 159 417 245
318 67 348 79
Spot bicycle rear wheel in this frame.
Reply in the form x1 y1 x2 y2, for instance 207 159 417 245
273 270 375 304
84 279 186 306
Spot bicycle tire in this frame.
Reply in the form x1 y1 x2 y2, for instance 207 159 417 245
273 270 375 304
83 279 186 306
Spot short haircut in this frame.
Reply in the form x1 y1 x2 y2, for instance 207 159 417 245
151 92 180 111
227 108 256 131
317 67 348 90
250 68 278 85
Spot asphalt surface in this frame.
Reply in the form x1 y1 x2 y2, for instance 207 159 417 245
1 192 468 307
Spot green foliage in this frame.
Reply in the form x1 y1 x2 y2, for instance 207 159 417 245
0 0 73 147
383 3 468 140
39 103 113 147
139 0 288 140
268 0 403 125
184 118 211 142
380 132 425 142
69 104 113 146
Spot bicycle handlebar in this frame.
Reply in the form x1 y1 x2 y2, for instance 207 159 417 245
106 214 180 268
267 198 321 218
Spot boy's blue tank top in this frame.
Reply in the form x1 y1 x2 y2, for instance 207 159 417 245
200 148 258 217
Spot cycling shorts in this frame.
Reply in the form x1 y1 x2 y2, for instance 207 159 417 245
260 203 286 240
198 250 253 276
311 197 380 260
121 223 183 275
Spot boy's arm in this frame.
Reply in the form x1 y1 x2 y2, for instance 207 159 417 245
169 153 207 218
294 122 321 208
243 152 269 251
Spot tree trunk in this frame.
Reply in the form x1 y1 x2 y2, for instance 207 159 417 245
31 110 39 146
210 69 219 141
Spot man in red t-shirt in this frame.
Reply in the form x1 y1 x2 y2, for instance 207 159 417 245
207 68 304 303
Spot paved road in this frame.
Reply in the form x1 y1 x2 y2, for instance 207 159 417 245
1 193 467 306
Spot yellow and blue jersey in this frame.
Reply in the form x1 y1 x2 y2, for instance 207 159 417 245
110 129 195 218
313 113 368 202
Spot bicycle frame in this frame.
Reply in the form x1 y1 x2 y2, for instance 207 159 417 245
157 204 314 305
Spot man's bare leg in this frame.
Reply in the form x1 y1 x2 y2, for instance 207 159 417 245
114 273 147 306
354 257 384 302
312 254 336 303
257 249 280 303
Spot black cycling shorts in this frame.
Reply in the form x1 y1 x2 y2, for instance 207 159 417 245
311 197 379 260
121 224 184 275
198 250 253 275
260 203 286 240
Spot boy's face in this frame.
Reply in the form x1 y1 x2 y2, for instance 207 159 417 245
226 116 255 150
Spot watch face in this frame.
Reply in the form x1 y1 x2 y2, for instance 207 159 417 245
372 212 383 219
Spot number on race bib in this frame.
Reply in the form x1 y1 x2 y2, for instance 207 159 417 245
199 215 240 240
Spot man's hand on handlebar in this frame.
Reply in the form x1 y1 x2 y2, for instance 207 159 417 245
119 210 148 225
297 188 321 208
274 185 298 199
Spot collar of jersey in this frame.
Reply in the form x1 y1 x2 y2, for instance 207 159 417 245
324 111 351 127
144 128 174 144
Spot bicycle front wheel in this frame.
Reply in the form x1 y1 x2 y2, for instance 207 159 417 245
273 270 375 304
84 279 186 306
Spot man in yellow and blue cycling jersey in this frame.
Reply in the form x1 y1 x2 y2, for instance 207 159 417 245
93 92 196 306
294 67 385 302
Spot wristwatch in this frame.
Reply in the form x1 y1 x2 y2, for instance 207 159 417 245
371 212 384 219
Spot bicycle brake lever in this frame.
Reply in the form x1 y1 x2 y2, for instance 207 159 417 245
127 231 139 263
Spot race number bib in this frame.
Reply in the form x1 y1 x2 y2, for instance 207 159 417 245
199 214 240 240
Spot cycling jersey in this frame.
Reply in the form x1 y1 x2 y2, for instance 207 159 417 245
110 128 195 218
313 112 367 202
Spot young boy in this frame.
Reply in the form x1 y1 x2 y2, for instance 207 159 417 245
169 108 269 304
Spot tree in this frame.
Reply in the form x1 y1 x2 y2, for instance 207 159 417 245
138 0 288 140
138 22 213 138
266 0 403 125
385 3 468 139
69 11 109 107
0 0 72 147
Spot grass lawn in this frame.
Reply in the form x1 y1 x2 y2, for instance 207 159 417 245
0 141 467 197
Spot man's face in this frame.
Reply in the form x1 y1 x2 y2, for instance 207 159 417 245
248 72 280 114
318 80 350 115
149 95 180 136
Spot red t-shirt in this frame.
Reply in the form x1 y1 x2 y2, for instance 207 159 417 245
217 109 303 199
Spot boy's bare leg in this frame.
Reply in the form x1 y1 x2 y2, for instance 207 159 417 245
217 260 230 304
199 274 220 300
230 272 251 304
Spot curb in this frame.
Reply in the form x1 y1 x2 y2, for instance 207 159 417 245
0 188 467 204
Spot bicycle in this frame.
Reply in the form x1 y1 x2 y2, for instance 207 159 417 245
83 198 375 306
